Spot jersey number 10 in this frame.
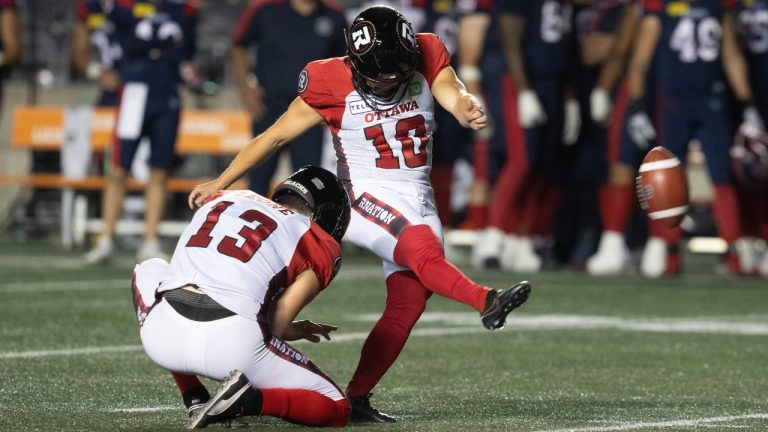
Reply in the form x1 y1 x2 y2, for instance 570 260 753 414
364 115 429 169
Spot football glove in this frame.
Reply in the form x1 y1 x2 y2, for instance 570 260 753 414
626 99 656 150
590 87 612 124
741 104 765 136
518 89 547 128
563 98 581 146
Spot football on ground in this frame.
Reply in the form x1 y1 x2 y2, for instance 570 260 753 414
636 146 689 228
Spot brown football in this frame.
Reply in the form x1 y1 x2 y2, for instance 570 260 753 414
636 146 689 229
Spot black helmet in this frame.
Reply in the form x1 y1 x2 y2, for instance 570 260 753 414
346 5 419 109
272 166 351 242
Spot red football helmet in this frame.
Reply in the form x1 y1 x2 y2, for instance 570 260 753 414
731 124 768 187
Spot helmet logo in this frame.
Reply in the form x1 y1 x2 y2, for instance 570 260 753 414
350 21 375 55
398 19 415 50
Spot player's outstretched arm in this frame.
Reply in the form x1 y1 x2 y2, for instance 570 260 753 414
188 97 323 208
431 66 487 130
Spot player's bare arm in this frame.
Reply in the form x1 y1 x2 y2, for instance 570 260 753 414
431 66 487 130
269 268 337 342
721 12 754 103
72 21 90 72
231 44 266 120
0 6 20 66
457 13 490 96
498 13 529 91
188 97 324 208
499 12 546 127
627 16 661 100
596 4 640 93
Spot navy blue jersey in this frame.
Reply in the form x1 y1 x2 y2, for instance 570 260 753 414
0 0 15 55
497 0 573 79
735 0 768 96
456 0 505 63
411 0 460 55
233 0 347 99
109 0 198 92
76 0 122 69
645 0 733 94
574 0 628 41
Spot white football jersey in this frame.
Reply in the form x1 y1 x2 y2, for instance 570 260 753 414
299 33 451 200
161 190 341 321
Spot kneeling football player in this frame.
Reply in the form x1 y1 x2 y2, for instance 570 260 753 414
131 166 351 428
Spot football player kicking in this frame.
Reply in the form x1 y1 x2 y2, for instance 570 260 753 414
189 5 532 423
133 166 352 428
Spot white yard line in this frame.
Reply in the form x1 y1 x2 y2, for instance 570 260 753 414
4 313 768 360
0 256 93 269
0 279 126 293
0 345 142 359
0 328 483 359
535 413 768 432
350 313 768 336
109 405 179 413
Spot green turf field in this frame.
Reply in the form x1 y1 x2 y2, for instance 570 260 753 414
1 238 767 431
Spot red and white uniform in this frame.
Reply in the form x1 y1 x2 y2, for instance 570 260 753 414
300 33 451 276
133 190 344 401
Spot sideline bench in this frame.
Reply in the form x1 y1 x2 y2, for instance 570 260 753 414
1 106 252 248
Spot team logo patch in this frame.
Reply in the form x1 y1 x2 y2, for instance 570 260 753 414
298 69 309 93
349 20 376 55
408 81 422 97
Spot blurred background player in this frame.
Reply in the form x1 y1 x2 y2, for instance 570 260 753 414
231 0 347 195
0 0 20 111
622 0 757 276
731 0 768 276
473 0 578 272
454 1 498 233
577 0 648 275
84 0 200 264
134 166 351 428
555 0 637 270
73 0 122 107
187 6 532 422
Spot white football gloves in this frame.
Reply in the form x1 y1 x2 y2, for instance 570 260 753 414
741 105 765 136
518 89 547 128
563 98 581 146
590 87 612 124
626 99 656 150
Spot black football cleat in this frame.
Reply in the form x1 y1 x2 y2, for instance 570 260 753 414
481 281 531 330
349 394 396 423
187 370 262 429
